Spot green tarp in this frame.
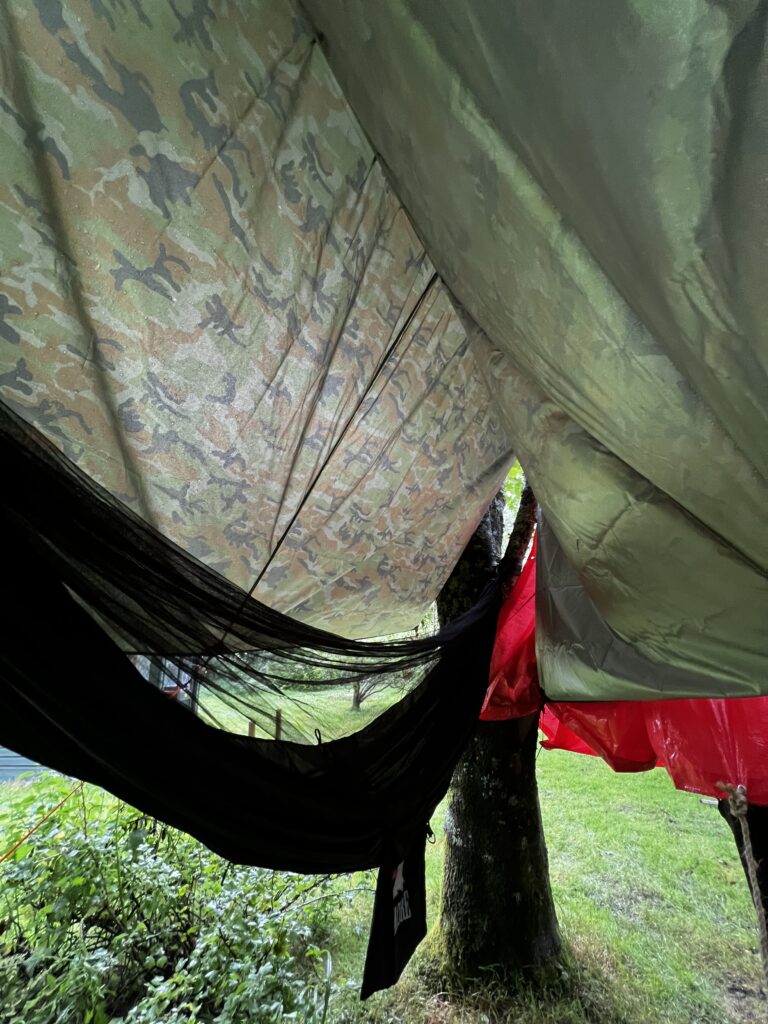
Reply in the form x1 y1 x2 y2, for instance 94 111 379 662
307 0 768 697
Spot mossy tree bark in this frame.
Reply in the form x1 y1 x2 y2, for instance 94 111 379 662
436 486 560 980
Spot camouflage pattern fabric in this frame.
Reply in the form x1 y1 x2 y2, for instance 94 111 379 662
305 0 768 698
0 0 513 637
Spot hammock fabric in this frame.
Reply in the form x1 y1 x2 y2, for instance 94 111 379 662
0 403 500 995
486 526 768 806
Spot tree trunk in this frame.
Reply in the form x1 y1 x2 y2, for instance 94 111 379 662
436 489 560 981
352 680 362 711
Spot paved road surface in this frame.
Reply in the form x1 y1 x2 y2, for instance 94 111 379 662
0 747 46 782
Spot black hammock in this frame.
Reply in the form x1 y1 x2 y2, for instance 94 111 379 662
0 402 500 995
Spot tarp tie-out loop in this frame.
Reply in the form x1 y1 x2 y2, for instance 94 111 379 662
718 781 768 991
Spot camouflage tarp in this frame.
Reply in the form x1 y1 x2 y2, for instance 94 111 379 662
2 0 766 698
0 0 512 637
302 0 768 698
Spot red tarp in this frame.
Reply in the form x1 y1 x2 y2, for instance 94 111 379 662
480 535 539 720
484 535 768 805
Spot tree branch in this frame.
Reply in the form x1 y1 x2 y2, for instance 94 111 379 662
498 482 537 598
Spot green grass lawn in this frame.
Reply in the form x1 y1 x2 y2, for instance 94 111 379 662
199 684 764 1022
197 682 404 740
333 749 763 1024
1 685 763 1023
535 753 761 1022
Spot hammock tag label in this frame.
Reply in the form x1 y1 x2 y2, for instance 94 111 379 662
361 841 427 999
392 861 412 934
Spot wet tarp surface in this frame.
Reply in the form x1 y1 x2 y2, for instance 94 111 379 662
306 0 768 698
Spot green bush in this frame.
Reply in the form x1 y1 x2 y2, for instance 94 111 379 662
0 778 341 1023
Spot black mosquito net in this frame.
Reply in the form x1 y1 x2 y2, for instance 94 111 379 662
1 401 501 994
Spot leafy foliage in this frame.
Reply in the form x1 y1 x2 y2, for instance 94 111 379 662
503 460 525 517
0 777 350 1024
